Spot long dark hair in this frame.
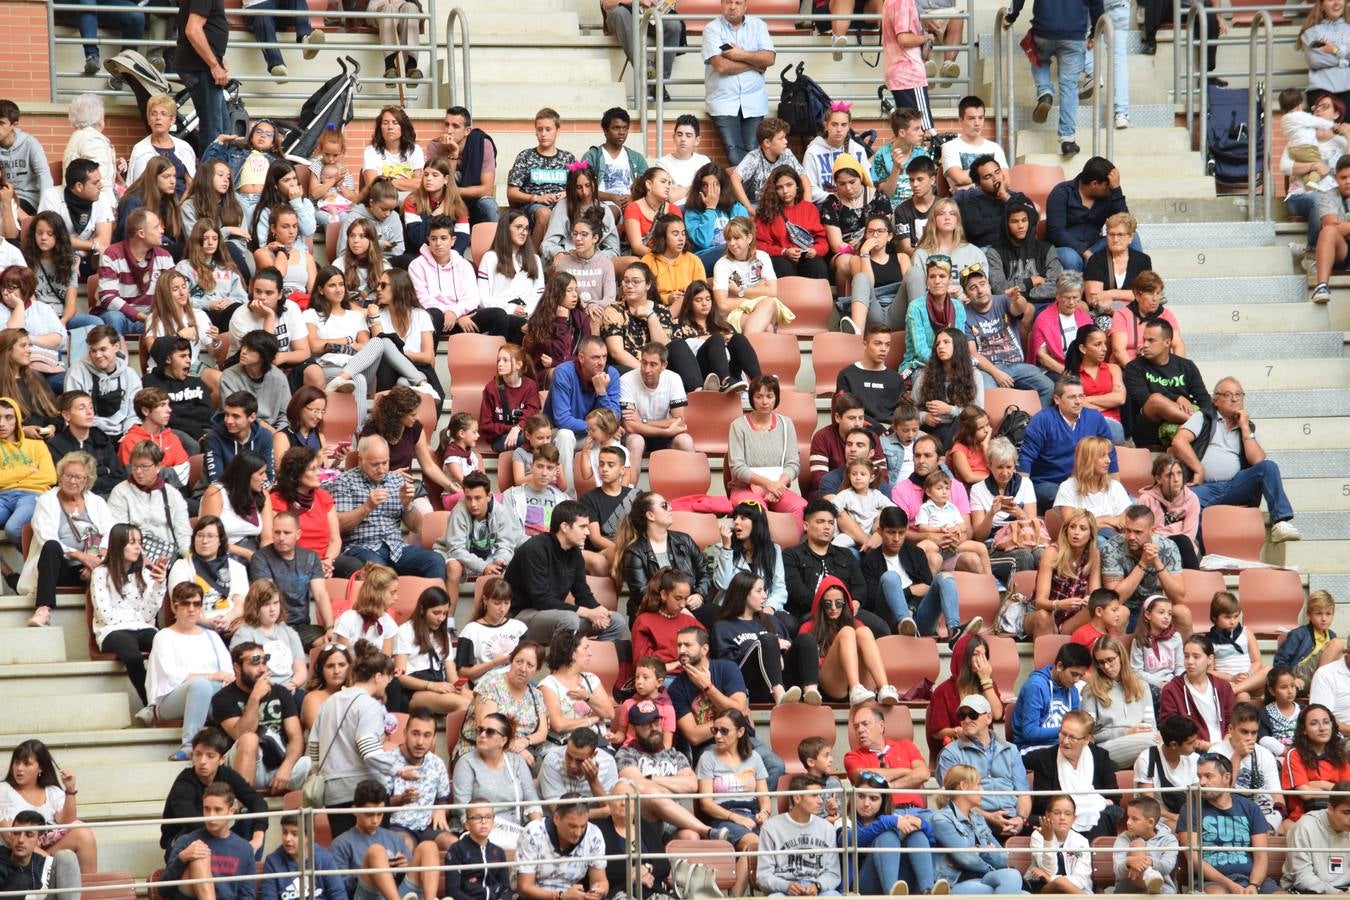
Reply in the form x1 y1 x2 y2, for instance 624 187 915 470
646 214 686 257
1292 703 1348 773
716 570 775 634
339 218 386 298
381 268 420 337
524 271 578 352
370 105 417 158
685 162 734 214
755 165 807 224
366 384 420 447
104 523 145 596
621 261 661 309
714 708 755 761
5 740 60 789
308 266 351 320
918 326 979 408
674 279 731 337
306 643 353 692
953 634 991 697
351 638 396 682
122 155 183 242
21 212 74 287
222 450 267 518
564 165 599 226
1064 323 1107 375
0 330 58 419
730 501 778 595
276 446 318 505
410 586 453 658
249 162 301 246
811 580 856 656
636 566 692 615
491 209 541 281
610 490 663 586
185 158 244 228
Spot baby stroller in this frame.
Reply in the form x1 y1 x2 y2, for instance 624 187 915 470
105 49 250 153
279 56 361 160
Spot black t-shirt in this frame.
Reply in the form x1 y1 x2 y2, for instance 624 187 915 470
893 197 933 245
580 485 635 545
836 363 902 433
209 681 298 769
175 0 229 73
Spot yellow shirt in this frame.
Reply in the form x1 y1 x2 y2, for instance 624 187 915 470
641 252 707 305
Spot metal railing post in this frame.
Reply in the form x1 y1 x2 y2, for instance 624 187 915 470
1091 13 1115 160
1173 0 1184 108
1196 7 1210 173
655 6 666 158
636 0 649 157
442 8 473 111
1248 9 1273 221
994 8 1007 150
46 1 58 103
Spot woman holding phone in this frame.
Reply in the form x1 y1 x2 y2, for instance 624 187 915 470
89 524 168 712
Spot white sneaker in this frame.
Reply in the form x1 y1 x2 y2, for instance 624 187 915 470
831 34 848 61
270 64 288 82
1115 113 1130 129
133 705 156 727
412 382 440 399
777 686 802 705
1269 521 1302 543
889 880 910 895
803 686 823 705
898 617 918 637
401 893 419 900
326 375 356 394
877 684 901 706
1143 870 1164 894
840 315 860 334
302 28 325 60
26 606 50 627
703 372 722 392
964 615 984 636
848 684 876 706
932 878 951 895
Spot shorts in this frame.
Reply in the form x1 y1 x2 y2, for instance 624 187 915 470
724 296 795 333
227 746 312 790
519 200 555 221
1214 865 1278 894
391 823 450 845
704 810 758 845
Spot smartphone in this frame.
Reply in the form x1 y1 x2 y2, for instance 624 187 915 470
720 42 733 51
453 676 469 688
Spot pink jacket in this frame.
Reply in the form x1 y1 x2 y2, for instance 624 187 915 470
408 244 478 318
1028 306 1091 367
1138 485 1201 541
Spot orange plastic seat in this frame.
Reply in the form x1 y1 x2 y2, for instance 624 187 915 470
683 391 743 457
776 388 818 451
778 276 834 336
419 510 450 550
321 391 359 445
1201 505 1266 564
769 702 835 773
445 333 506 394
876 635 940 697
588 639 619 692
1237 567 1304 636
767 510 803 546
746 331 802 384
391 576 445 624
984 388 1042 432
951 571 1001 626
811 332 863 398
648 449 712 500
586 574 619 612
1034 633 1071 668
1115 446 1155 495
670 510 721 549
469 221 496 265
1009 163 1066 212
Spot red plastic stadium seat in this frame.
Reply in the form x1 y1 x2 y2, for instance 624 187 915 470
770 702 835 773
778 276 833 336
984 388 1041 432
683 391 742 457
811 332 863 398
648 449 712 500
1201 505 1266 564
1237 567 1304 637
747 331 801 383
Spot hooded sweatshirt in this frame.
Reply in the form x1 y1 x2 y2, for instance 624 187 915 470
408 243 479 317
1283 808 1350 893
258 846 348 900
927 631 986 760
756 811 841 894
784 541 868 622
204 413 277 486
797 574 862 643
1011 663 1081 753
1157 674 1236 744
985 201 1062 303
955 186 1038 250
1112 821 1179 893
0 128 54 210
218 364 291 431
0 400 55 494
63 354 141 439
142 338 214 443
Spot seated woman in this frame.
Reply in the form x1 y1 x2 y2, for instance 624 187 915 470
631 566 705 671
725 378 805 522
931 765 1026 894
144 268 221 398
175 219 248 335
455 642 549 769
477 343 541 453
801 576 899 706
1280 703 1350 822
613 492 711 623
1083 212 1152 326
1158 634 1237 751
1026 508 1101 640
0 739 98 873
271 387 337 471
601 261 675 374
670 279 761 394
1064 323 1125 444
0 327 60 437
200 121 284 225
149 581 233 760
270 446 342 572
362 106 425 193
539 628 614 745
358 386 452 514
1054 436 1131 543
114 157 184 256
180 159 252 281
712 570 820 705
1029 271 1093 376
898 257 966 383
754 166 828 280
86 523 165 708
108 440 191 564
695 708 768 896
401 158 468 258
301 643 351 731
253 205 317 307
167 516 248 635
370 269 442 398
542 163 621 265
1138 453 1201 570
902 199 988 305
641 214 706 317
911 327 985 450
1109 270 1185 366
622 166 680 258
199 450 274 563
393 585 470 716
553 206 617 322
711 217 791 336
522 271 589 380
1281 92 1347 256
1081 634 1159 767
450 711 542 848
1 266 66 393
714 500 791 622
249 162 318 249
127 94 196 195
685 162 749 273
969 437 1043 574
20 451 110 629
838 214 908 336
477 210 544 342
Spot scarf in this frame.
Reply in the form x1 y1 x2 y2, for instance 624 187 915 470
1208 623 1246 652
1056 748 1106 830
64 187 93 237
908 470 928 489
982 472 1023 502
925 291 955 330
288 487 316 513
193 552 232 596
132 473 167 494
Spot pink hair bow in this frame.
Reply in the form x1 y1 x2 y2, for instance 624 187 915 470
566 160 590 173
830 101 852 112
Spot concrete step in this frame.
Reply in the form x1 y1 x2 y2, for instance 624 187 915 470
1246 388 1350 419
1172 302 1331 334
1264 449 1350 480
1258 417 1350 449
1276 540 1350 574
1015 126 1192 157
0 691 128 734
1165 274 1309 305
1197 358 1350 390
0 595 96 662
74 762 184 806
0 728 183 768
1181 330 1344 359
1286 511 1350 542
1020 151 1208 178
1129 196 1251 223
1008 54 1174 104
1145 245 1290 277
458 82 629 119
0 625 67 665
1137 221 1276 249
1311 574 1350 599
1012 102 1178 130
1284 479 1350 512
0 660 132 698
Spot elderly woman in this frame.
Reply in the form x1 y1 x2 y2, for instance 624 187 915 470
1082 212 1152 324
148 581 231 759
1029 271 1093 375
107 440 192 564
1109 271 1185 366
167 516 248 635
19 451 111 628
61 93 118 206
969 436 1040 569
455 641 549 770
127 95 197 198
450 711 542 849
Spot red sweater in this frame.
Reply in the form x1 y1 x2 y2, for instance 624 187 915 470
1281 750 1350 821
754 200 829 259
478 377 543 443
632 610 704 671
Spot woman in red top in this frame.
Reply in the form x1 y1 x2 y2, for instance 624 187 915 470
1281 703 1350 821
754 166 829 281
926 632 1004 761
622 166 680 257
269 446 341 571
1064 323 1125 445
631 566 704 672
477 343 542 453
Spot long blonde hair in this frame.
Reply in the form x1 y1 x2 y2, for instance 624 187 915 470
1085 634 1145 705
1070 436 1113 495
1053 508 1100 581
915 198 967 254
354 562 398 618
145 270 191 338
1301 0 1345 46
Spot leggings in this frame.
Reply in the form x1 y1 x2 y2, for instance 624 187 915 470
100 627 157 705
1165 534 1201 570
671 335 762 392
732 630 821 702
34 540 87 610
770 255 830 280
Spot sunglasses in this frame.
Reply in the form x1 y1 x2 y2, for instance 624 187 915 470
710 725 734 737
479 726 505 739
821 599 846 610
956 709 983 721
244 653 272 665
176 599 205 608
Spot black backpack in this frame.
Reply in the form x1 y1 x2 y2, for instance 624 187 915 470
1206 82 1264 188
777 63 832 143
996 405 1033 449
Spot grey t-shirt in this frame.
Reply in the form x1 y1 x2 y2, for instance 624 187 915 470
695 750 768 811
1317 187 1350 222
1182 410 1246 483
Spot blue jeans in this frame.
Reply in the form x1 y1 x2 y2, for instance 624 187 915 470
1191 460 1294 523
1032 479 1062 511
1058 232 1143 272
468 196 499 225
0 490 37 545
1031 36 1087 140
66 313 103 367
859 827 936 894
246 0 314 69
156 677 224 752
98 309 145 337
343 542 447 579
951 869 1026 894
711 114 762 167
1286 192 1324 249
185 71 229 153
978 362 1055 408
880 571 960 635
1104 3 1130 117
76 0 145 59
1103 415 1125 444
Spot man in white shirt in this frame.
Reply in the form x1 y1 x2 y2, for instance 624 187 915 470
1209 702 1284 832
1309 643 1350 736
38 158 114 280
620 341 692 463
702 0 776 166
657 115 712 206
939 97 1010 188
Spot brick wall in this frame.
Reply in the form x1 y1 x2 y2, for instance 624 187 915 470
0 0 52 104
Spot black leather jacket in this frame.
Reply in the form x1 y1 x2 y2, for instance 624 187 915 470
621 530 711 619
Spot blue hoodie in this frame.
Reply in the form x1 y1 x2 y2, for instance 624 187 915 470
258 846 348 900
1011 664 1080 753
203 412 276 486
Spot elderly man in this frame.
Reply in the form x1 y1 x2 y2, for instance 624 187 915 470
1024 709 1122 841
701 0 776 167
551 335 621 496
516 795 608 900
331 435 445 578
615 700 734 841
843 703 930 808
1177 753 1278 894
1170 376 1300 543
1019 375 1119 510
1123 318 1211 449
935 695 1030 842
1101 505 1189 635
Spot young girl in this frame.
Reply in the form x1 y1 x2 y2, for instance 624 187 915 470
253 206 316 303
511 413 564 490
181 158 251 273
402 157 469 256
0 740 97 873
20 213 78 323
575 407 631 490
175 219 248 334
338 177 404 260
753 166 829 280
1026 795 1093 894
439 411 483 496
307 126 358 227
249 161 318 249
370 269 439 397
0 268 66 385
711 216 789 336
541 163 620 265
622 166 676 257
394 585 470 715
640 214 705 315
1027 508 1100 640
712 571 817 705
477 343 541 453
115 156 184 255
850 770 938 896
840 213 907 336
805 575 899 706
913 469 992 573
336 218 387 304
1209 590 1272 700
203 122 283 221
454 576 526 686
695 708 768 896
331 562 399 656
1130 594 1185 708
1158 634 1237 751
1259 666 1301 759
803 106 870 201
477 209 544 328
670 279 761 394
832 458 894 551
522 271 589 377
947 406 992 486
230 579 307 694
145 269 220 385
608 656 676 749
552 206 617 319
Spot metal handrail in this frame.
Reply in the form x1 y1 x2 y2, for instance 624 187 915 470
1248 9 1275 221
1181 1 1209 165
442 7 472 112
994 7 1018 163
1090 12 1117 161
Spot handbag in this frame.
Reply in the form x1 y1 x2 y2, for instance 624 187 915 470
141 487 181 565
301 693 358 807
995 591 1032 640
783 215 816 250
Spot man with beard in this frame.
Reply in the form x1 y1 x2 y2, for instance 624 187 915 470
614 701 734 840
384 711 453 851
1122 318 1211 449
955 156 1037 249
962 264 1054 407
537 727 619 819
208 642 309 792
1176 753 1278 893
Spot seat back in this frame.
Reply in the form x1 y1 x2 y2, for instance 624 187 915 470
664 839 739 891
496 450 516 491
747 331 802 384
648 449 712 500
391 576 444 624
588 639 619 693
419 509 451 550
445 333 507 394
951 571 1002 625
778 276 833 335
985 633 1022 698
876 635 941 694
767 510 803 546
586 574 620 612
1237 567 1304 636
669 510 721 550
776 388 819 451
1034 633 1071 669
769 702 836 773
1201 505 1266 563
810 332 864 397
1009 163 1066 211
683 390 743 457
321 391 359 444
1115 445 1155 495
984 387 1042 432
469 221 496 265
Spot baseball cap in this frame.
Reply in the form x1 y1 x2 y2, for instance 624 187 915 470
957 694 992 717
629 700 661 725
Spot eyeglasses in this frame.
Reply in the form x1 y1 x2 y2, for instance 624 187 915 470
620 277 647 286
710 725 734 736
478 726 505 738
1214 391 1246 400
956 709 983 721
466 814 495 823
1059 732 1089 743
569 229 593 238
863 227 890 235
59 473 88 482
131 462 158 471
176 599 205 608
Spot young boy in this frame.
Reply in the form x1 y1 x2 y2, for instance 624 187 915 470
1112 796 1178 894
160 727 269 857
162 784 259 900
443 800 510 900
63 323 141 442
1133 715 1199 829
502 443 567 536
142 336 215 453
45 389 127 499
870 108 930 203
892 156 937 255
582 107 649 214
259 815 348 900
580 445 636 575
1273 588 1343 692
729 116 806 212
329 779 441 900
507 107 576 247
609 660 676 748
1070 588 1128 648
798 737 843 825
0 100 53 214
940 97 1009 188
218 330 291 431
0 810 81 900
914 470 992 574
836 324 903 435
756 774 842 895
1025 794 1092 894
444 471 526 597
657 115 712 206
1211 702 1285 832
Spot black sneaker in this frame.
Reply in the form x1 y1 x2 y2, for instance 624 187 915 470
1032 92 1053 123
1060 140 1080 157
1141 39 1157 55
82 56 100 77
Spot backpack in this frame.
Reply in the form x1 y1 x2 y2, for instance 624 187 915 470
1206 82 1264 188
777 63 832 143
995 405 1032 449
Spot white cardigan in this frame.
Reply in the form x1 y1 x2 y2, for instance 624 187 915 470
17 488 113 596
127 135 198 187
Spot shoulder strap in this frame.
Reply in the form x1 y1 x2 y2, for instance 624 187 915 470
159 486 179 557
316 691 360 773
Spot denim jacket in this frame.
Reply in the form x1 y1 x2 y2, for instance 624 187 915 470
931 804 1010 884
935 734 1030 816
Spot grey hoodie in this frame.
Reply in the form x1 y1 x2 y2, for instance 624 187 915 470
1112 821 1179 893
757 812 841 894
0 128 53 209
1283 808 1350 893
334 204 404 258
63 354 142 438
442 496 525 575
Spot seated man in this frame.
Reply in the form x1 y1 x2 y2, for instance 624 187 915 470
259 815 347 900
443 470 525 596
38 158 114 281
0 811 81 900
538 728 619 816
142 336 215 454
329 779 441 900
204 392 276 487
1177 753 1278 894
1170 376 1300 543
1122 318 1210 448
986 200 1062 308
1045 157 1134 272
1101 505 1189 635
815 427 895 501
516 795 608 900
424 105 499 225
1018 376 1118 510
962 264 1054 407
64 323 140 443
955 155 1036 249
550 336 621 498
1010 642 1089 754
208 642 309 793
502 444 568 538
248 511 334 649
756 774 842 896
161 784 257 900
935 694 1030 843
1310 155 1350 304
783 498 893 643
729 117 806 212
95 207 174 335
118 387 189 487
845 703 930 807
891 435 986 576
218 330 290 432
619 342 693 463
331 435 446 578
159 727 268 860
1281 784 1350 893
1023 710 1123 840
1209 702 1284 833
808 391 887 498
384 711 453 852
835 325 903 436
0 101 54 214
46 389 126 497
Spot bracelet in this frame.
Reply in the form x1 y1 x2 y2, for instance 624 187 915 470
64 789 78 795
979 680 994 690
